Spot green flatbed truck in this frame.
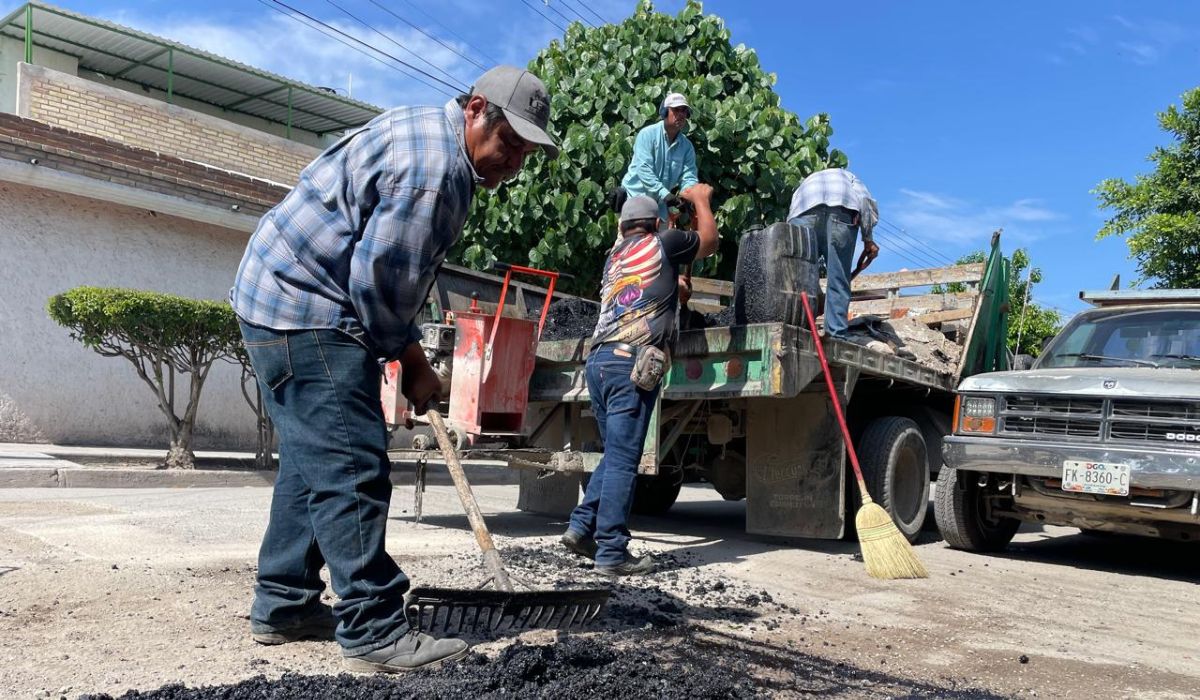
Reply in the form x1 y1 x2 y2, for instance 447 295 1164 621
396 234 1012 542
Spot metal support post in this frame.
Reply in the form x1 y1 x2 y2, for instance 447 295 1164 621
24 4 33 63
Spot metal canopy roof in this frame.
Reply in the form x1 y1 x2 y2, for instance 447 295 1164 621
0 2 384 135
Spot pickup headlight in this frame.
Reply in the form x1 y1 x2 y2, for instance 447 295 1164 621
954 395 997 434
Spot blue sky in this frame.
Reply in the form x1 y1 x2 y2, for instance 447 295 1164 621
39 1 1200 315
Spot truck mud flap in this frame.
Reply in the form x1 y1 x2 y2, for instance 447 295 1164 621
745 392 846 539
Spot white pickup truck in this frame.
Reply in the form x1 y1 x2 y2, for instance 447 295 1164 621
937 289 1200 551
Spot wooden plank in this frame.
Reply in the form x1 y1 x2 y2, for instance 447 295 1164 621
687 301 724 314
917 307 975 324
850 263 984 293
849 291 977 316
691 277 733 297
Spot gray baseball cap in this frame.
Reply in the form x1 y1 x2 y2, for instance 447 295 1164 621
620 195 659 223
470 66 559 159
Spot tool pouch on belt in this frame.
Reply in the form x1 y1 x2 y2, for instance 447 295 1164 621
630 346 669 391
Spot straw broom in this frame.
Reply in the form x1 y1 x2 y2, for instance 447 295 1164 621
800 292 929 579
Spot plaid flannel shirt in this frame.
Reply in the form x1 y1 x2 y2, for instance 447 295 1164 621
787 168 878 242
231 100 479 360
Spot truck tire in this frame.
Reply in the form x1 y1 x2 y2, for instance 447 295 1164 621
580 471 683 516
854 417 930 544
934 465 1020 552
632 471 683 515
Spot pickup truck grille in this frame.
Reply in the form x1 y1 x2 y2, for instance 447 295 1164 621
999 395 1198 447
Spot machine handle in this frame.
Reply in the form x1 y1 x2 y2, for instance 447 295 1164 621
483 262 563 381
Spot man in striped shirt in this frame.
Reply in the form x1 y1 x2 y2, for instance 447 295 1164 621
788 168 881 339
230 66 557 673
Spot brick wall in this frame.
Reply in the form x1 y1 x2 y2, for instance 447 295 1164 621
0 113 289 217
16 63 319 184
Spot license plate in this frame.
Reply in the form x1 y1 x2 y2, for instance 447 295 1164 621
1061 460 1130 496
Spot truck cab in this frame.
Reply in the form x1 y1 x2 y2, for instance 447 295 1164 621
937 289 1200 551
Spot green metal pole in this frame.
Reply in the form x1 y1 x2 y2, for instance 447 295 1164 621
166 48 174 103
286 86 293 138
24 4 32 63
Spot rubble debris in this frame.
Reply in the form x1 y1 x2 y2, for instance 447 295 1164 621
843 315 963 374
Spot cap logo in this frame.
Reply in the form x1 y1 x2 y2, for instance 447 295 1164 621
527 92 549 124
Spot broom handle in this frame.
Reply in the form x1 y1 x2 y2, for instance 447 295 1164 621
425 409 515 592
799 292 871 500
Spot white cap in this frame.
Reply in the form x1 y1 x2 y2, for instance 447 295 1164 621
663 92 690 112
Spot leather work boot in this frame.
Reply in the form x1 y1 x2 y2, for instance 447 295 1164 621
251 604 337 645
595 553 655 577
344 630 469 673
561 529 598 559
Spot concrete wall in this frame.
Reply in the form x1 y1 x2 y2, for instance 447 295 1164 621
16 63 320 184
0 180 257 449
0 35 77 116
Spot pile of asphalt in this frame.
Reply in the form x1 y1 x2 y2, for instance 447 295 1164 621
82 625 1002 699
540 298 600 341
80 541 1002 699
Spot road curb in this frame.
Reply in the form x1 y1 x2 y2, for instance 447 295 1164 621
0 463 521 489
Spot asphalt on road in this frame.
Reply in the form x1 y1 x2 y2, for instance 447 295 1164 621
2 482 1198 699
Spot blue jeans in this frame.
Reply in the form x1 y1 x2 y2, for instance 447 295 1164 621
239 321 410 655
791 205 859 339
567 345 661 567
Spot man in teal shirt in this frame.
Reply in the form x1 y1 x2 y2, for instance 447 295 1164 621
620 92 699 222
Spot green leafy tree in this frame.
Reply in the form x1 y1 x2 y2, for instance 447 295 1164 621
937 249 1061 356
47 288 243 469
1094 87 1200 288
456 0 847 293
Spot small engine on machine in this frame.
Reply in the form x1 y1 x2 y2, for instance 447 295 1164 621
419 321 457 397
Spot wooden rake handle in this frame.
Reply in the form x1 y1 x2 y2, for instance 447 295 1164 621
799 292 871 502
425 409 515 592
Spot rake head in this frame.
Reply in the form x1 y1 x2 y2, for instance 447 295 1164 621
405 586 610 636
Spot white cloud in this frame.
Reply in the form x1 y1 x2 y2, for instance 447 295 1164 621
1117 41 1160 66
1051 15 1192 67
886 190 1063 247
1108 15 1190 66
897 188 962 211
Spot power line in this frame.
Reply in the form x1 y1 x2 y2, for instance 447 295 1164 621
874 227 947 269
325 0 470 92
873 227 950 269
876 218 957 266
365 0 491 71
546 0 595 28
518 0 568 33
570 0 612 25
388 0 500 67
267 0 465 96
258 0 456 99
872 237 935 270
873 214 955 261
876 216 956 265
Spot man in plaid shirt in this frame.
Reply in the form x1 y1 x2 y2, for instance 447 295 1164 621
788 168 881 339
230 66 557 673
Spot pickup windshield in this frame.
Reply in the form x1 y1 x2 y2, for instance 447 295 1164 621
1040 307 1200 369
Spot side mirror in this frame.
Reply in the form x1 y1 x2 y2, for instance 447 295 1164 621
1040 335 1056 352
1012 354 1035 371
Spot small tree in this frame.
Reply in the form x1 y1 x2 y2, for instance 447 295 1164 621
1094 87 1200 289
234 345 276 471
937 248 1062 356
47 287 242 469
